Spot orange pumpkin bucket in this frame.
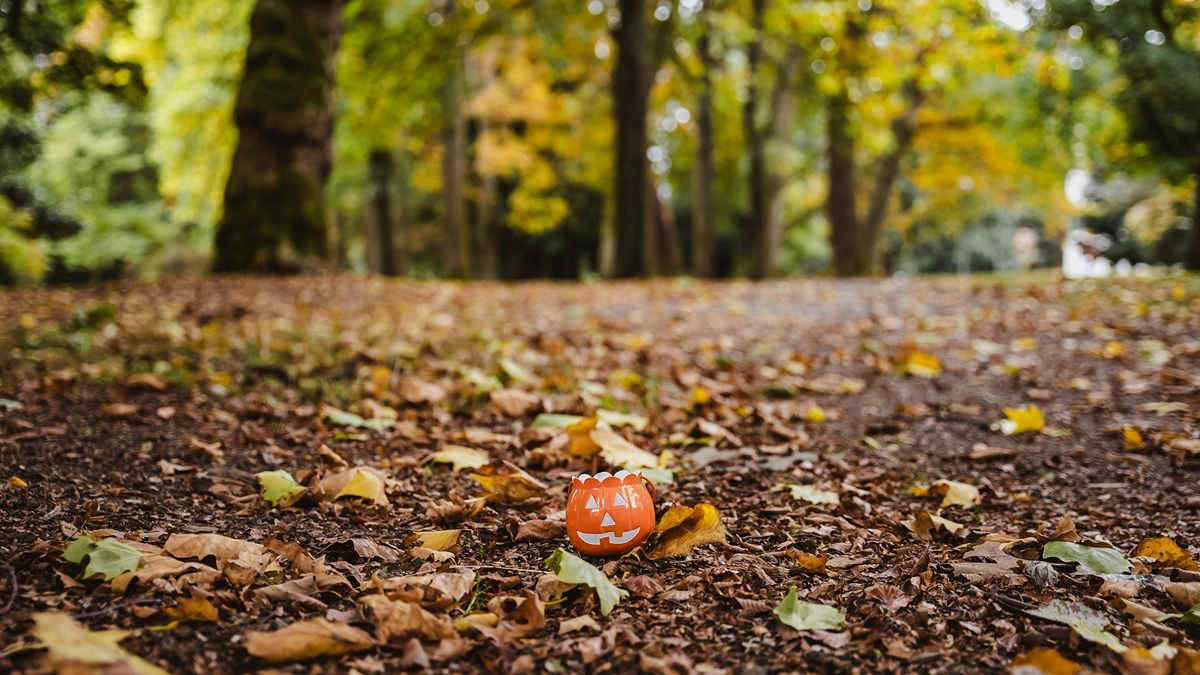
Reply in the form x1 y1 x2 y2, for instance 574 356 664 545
566 470 656 556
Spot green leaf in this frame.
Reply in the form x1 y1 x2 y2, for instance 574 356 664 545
530 413 583 429
773 586 845 631
63 536 97 564
1182 603 1200 626
77 538 141 581
499 358 534 384
787 484 839 505
1043 541 1131 574
256 470 306 507
321 405 394 430
545 548 628 616
1026 599 1126 652
635 467 675 485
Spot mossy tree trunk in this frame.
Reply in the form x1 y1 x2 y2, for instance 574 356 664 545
212 0 342 273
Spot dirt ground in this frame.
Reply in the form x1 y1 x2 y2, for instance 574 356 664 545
1 273 1198 674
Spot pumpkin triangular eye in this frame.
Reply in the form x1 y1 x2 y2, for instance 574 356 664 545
612 493 627 506
585 495 599 510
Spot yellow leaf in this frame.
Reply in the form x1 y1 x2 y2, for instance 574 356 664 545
469 463 547 503
1001 405 1044 434
1102 341 1125 359
1010 647 1083 675
804 406 826 423
9 476 27 488
244 618 374 663
565 417 601 457
165 596 219 623
787 550 828 573
31 612 170 675
897 351 942 378
1132 537 1198 571
657 449 677 467
332 467 388 505
408 530 461 552
648 503 726 559
928 480 980 509
1123 426 1144 451
691 386 711 405
430 445 490 471
590 427 657 468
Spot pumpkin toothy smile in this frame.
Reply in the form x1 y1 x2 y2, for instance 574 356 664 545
574 527 642 546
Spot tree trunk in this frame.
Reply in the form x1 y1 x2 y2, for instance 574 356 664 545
692 28 715 278
394 151 410 276
743 0 768 279
212 0 342 273
365 148 397 276
611 0 650 278
441 59 469 278
476 170 498 279
1188 171 1200 271
826 91 864 277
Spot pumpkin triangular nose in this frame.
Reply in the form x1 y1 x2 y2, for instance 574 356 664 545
600 512 615 527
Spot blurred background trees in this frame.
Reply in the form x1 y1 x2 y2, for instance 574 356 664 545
1 0 1197 283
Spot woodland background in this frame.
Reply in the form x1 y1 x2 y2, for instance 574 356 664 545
0 0 1198 283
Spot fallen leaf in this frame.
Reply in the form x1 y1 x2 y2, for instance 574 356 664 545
315 466 389 505
102 402 137 417
244 618 374 663
1139 401 1189 415
566 417 602 457
591 426 658 468
530 413 584 428
359 594 456 642
968 443 1016 460
558 614 601 635
430 445 489 471
1124 426 1145 451
321 404 394 430
597 409 648 430
490 388 540 417
950 539 1024 581
63 536 141 581
773 586 845 631
1132 537 1198 571
516 519 564 541
373 571 477 606
397 377 447 405
126 373 167 391
897 351 942 378
165 595 220 623
469 463 547 503
1001 405 1045 435
8 476 27 488
787 484 839 505
478 590 546 642
408 530 461 552
30 612 169 675
545 548 628 616
786 550 828 573
453 613 500 633
1026 598 1126 652
1010 647 1083 674
1043 541 1131 575
647 503 726 559
1165 581 1200 608
254 575 325 608
929 479 981 509
257 470 306 507
903 511 962 540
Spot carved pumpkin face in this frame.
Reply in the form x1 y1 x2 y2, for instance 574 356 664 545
566 470 655 556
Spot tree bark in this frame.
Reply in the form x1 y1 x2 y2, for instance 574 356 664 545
212 0 342 273
743 0 768 279
441 58 469 278
692 28 715 277
611 0 651 278
365 148 397 276
1189 170 1200 270
826 91 863 277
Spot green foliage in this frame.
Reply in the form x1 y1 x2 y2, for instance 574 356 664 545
1043 541 1132 575
257 470 307 507
63 536 141 581
545 548 628 616
0 194 47 282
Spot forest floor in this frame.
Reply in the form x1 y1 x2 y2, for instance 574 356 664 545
1 273 1199 674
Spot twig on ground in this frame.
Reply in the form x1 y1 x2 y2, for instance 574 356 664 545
1 563 17 614
459 564 546 575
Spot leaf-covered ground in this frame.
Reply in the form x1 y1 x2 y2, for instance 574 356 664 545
1 273 1198 673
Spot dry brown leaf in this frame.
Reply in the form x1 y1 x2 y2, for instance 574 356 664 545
359 594 456 643
407 529 461 552
469 462 547 503
244 618 374 663
968 443 1016 460
1132 537 1198 570
163 533 273 586
165 595 219 623
253 575 325 608
477 590 546 642
101 402 137 417
126 373 168 391
515 519 564 541
648 503 726 559
188 436 225 461
590 426 658 468
566 417 601 457
786 550 828 573
430 445 489 471
1165 581 1200 609
110 554 217 594
266 539 351 589
558 614 601 635
31 612 169 675
490 388 541 417
372 571 477 607
397 377 447 405
903 511 963 540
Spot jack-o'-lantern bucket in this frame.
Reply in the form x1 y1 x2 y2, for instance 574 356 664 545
566 469 656 556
